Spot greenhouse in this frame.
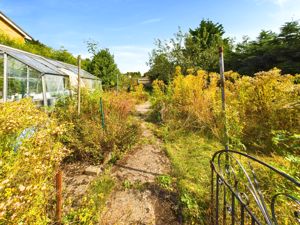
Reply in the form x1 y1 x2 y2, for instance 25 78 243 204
0 44 101 106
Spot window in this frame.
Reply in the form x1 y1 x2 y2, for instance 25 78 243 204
7 56 27 101
82 78 94 89
44 74 70 106
6 56 43 103
28 67 43 103
0 54 3 102
82 78 101 90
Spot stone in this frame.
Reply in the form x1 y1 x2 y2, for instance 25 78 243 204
84 165 102 176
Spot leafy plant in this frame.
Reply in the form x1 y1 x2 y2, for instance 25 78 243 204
0 99 67 224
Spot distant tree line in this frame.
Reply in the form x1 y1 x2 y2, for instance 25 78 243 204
146 20 300 83
226 21 300 75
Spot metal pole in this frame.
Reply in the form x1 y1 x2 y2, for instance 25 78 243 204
56 170 62 225
3 53 7 102
219 47 229 151
41 75 47 106
26 66 29 96
77 55 81 116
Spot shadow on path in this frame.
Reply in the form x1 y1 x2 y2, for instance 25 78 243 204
115 164 164 177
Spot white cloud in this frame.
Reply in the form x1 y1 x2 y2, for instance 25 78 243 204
271 0 289 6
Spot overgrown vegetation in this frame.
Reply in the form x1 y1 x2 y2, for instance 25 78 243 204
151 67 299 154
0 99 67 224
53 89 141 163
150 67 300 224
0 89 142 224
63 172 115 224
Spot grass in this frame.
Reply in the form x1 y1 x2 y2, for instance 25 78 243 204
154 126 222 224
63 170 115 225
154 125 299 225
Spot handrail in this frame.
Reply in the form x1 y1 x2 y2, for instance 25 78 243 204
210 150 300 225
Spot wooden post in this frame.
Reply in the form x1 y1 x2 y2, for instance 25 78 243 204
56 170 62 225
219 47 229 151
77 55 81 116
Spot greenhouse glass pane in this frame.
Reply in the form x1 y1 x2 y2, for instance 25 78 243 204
28 67 43 104
7 56 27 101
44 74 70 106
82 78 101 90
82 78 94 89
0 54 3 102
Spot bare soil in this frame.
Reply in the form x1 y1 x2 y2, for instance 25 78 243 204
100 102 180 225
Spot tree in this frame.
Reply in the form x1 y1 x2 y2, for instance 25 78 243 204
88 49 120 88
147 53 173 83
188 19 225 49
147 19 230 79
185 19 229 71
226 21 300 75
279 21 300 40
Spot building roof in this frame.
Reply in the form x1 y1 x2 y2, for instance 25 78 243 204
0 11 33 41
0 44 99 80
138 76 151 84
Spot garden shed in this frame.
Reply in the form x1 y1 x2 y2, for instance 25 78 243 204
0 44 101 106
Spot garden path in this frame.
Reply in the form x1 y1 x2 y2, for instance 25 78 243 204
100 101 180 225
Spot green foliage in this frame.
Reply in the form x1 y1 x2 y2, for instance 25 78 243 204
160 127 299 224
162 131 221 224
0 90 142 224
0 99 67 224
87 49 120 88
151 68 300 154
123 71 142 78
132 83 149 103
63 173 115 224
147 19 230 82
226 21 300 75
156 175 172 190
147 53 174 83
272 130 300 155
53 89 141 163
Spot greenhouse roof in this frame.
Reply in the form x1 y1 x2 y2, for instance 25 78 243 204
0 44 99 80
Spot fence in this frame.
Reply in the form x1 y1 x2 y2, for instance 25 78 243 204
210 150 300 225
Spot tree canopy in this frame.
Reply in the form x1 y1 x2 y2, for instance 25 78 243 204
147 20 300 80
226 21 300 75
87 48 120 88
147 19 230 82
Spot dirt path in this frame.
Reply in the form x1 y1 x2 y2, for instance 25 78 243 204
100 102 180 225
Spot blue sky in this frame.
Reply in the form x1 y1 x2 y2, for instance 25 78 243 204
1 0 300 73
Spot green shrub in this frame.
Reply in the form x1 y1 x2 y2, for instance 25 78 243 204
0 99 66 224
52 89 141 163
151 68 300 154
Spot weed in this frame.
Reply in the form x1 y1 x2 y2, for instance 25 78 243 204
156 175 173 190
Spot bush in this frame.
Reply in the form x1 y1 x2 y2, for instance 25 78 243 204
0 99 66 224
132 84 149 103
151 68 300 154
52 89 141 163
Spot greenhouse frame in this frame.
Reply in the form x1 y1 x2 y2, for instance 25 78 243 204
0 44 101 106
